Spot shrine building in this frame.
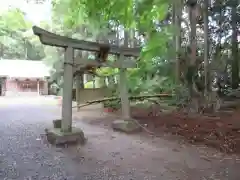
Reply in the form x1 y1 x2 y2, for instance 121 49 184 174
0 59 50 96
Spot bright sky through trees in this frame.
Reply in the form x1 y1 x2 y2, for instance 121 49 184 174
0 0 51 24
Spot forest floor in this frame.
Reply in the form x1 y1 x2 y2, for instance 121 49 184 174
130 106 240 154
84 104 240 155
73 104 240 179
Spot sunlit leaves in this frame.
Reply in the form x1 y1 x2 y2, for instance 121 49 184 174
58 0 169 32
96 67 118 76
0 8 31 32
141 26 173 60
0 8 45 60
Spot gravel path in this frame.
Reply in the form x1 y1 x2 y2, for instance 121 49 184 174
0 97 240 180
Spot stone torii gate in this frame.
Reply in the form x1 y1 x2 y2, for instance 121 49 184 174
32 26 140 145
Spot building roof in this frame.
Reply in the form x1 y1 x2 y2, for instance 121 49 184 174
0 59 50 78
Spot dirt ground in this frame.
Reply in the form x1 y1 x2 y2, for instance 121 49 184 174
130 106 240 154
76 104 240 154
2 96 240 179
72 104 240 179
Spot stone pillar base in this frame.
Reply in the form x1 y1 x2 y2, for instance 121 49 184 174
112 119 141 133
45 120 86 145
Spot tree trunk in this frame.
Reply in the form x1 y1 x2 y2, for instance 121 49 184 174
107 76 115 87
187 1 198 96
174 0 182 83
24 39 28 59
231 0 239 89
79 74 84 88
0 44 3 58
203 0 209 94
172 1 176 57
187 0 199 112
189 3 197 66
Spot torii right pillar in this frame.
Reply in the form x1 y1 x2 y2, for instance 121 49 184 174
112 53 141 133
118 54 130 119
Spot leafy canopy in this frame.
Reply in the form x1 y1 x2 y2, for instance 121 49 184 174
0 8 31 35
52 0 170 33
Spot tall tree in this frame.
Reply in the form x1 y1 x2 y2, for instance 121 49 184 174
186 0 198 97
231 0 239 89
203 0 209 94
174 0 183 83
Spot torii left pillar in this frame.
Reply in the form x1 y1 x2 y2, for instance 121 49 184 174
46 46 85 145
61 47 74 132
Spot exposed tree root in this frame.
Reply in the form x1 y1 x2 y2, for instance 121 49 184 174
72 94 173 109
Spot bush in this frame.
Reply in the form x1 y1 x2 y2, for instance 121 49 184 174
103 100 121 110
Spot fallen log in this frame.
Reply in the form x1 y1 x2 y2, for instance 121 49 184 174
72 94 173 109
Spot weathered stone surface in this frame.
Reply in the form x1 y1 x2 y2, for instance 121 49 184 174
45 127 86 145
53 119 62 128
112 119 141 133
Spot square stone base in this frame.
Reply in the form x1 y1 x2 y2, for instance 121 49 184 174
45 127 86 146
112 119 141 133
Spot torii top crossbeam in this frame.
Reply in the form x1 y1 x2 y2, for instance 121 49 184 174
32 26 141 57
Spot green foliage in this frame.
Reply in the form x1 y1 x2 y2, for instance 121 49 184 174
52 0 172 60
103 100 121 110
0 8 44 60
63 0 169 30
103 100 120 109
84 81 94 88
0 9 31 34
141 26 174 59
1 0 236 110
96 67 118 76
